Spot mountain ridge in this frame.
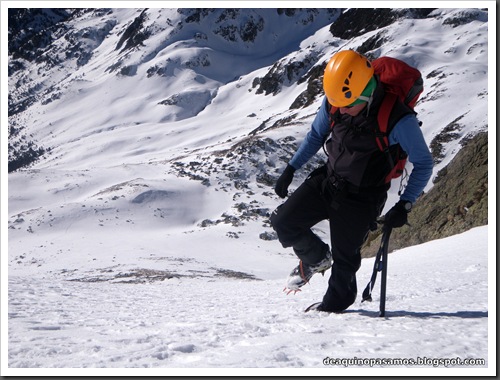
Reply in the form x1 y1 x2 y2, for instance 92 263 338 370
7 7 489 253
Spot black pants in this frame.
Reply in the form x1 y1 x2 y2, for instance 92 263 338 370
270 165 387 312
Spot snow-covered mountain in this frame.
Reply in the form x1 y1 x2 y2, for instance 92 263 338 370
7 8 488 172
4 7 493 373
7 7 490 234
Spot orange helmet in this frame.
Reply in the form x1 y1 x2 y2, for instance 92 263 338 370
323 50 374 107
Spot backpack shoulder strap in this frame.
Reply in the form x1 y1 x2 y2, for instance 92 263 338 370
327 102 339 130
375 92 398 151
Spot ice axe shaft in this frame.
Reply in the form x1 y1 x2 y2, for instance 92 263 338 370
361 226 393 317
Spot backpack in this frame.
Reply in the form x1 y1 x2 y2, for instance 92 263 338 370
329 56 424 183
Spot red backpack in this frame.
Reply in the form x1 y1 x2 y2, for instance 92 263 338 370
329 56 424 183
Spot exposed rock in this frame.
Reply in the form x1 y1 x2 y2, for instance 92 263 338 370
329 8 434 40
290 64 326 109
442 9 488 27
429 115 466 164
357 31 390 56
8 8 73 62
253 53 319 96
8 137 47 173
259 231 278 241
362 132 488 257
116 9 150 51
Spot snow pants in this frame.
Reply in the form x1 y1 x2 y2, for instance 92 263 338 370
270 165 387 312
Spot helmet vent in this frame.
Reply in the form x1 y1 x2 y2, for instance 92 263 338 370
342 71 354 99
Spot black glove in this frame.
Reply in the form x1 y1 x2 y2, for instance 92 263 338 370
383 200 411 228
275 165 296 198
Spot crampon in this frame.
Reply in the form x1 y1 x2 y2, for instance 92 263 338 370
283 254 331 295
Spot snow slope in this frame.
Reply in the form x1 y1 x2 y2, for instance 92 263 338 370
6 225 491 374
3 4 495 376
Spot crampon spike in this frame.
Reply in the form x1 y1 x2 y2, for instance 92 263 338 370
283 287 301 295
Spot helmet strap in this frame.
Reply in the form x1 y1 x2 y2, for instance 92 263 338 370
363 88 375 115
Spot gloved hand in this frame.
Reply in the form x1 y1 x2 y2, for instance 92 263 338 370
383 200 411 228
275 165 296 198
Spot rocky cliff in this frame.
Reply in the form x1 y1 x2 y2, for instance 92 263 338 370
363 131 488 257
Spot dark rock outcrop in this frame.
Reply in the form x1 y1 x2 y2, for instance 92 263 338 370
362 132 488 257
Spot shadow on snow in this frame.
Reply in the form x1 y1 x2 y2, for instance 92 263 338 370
345 309 488 319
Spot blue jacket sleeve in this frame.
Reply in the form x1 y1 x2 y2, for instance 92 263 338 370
389 114 434 204
289 97 331 170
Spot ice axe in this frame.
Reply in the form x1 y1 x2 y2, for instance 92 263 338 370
361 224 393 317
